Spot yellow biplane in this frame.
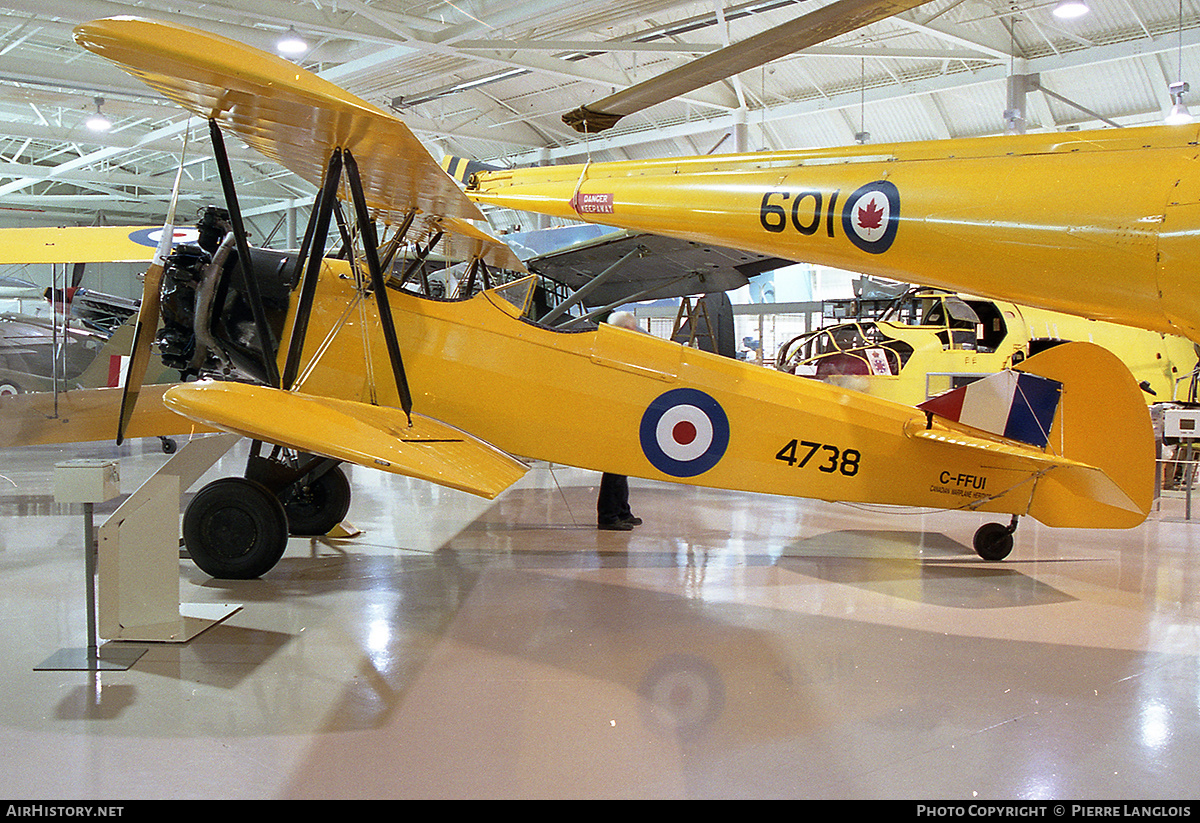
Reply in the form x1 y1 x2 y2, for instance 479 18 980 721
47 16 1154 579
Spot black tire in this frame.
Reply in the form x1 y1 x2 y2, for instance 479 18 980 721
183 477 289 579
973 522 1014 561
0 382 20 396
279 465 351 536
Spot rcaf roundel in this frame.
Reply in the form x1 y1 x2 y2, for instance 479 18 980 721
842 180 900 255
127 227 200 249
639 388 730 477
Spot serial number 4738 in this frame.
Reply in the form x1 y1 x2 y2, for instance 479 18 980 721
775 439 861 477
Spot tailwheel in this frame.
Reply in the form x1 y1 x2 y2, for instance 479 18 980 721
279 464 351 536
183 477 289 579
973 517 1017 561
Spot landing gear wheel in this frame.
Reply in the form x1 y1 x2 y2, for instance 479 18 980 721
279 465 351 536
183 477 289 579
973 522 1015 561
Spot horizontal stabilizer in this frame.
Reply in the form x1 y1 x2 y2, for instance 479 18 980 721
910 427 1142 515
162 381 527 499
910 342 1154 528
918 370 1062 448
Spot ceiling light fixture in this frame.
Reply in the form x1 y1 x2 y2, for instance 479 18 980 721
1052 0 1089 19
85 96 111 132
276 27 308 56
1166 0 1193 124
1167 82 1193 124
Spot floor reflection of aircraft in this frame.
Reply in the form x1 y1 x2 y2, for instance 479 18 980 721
778 287 1200 406
44 16 1158 579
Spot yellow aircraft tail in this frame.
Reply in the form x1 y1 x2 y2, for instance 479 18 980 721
440 155 499 186
1014 342 1154 529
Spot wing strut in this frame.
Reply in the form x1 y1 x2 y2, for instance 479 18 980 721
396 228 443 291
342 149 414 423
208 119 280 388
282 148 343 390
380 210 417 273
539 245 644 325
461 258 492 297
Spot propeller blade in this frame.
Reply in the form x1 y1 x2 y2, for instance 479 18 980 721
563 0 931 133
116 128 189 443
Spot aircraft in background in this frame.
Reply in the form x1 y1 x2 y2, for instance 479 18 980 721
461 123 1200 351
30 16 1157 580
778 287 1200 407
433 0 1200 350
0 225 182 394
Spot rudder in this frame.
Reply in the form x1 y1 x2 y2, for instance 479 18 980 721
1015 341 1154 529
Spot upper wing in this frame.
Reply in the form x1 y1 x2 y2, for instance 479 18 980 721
0 225 166 264
74 17 487 231
422 215 526 273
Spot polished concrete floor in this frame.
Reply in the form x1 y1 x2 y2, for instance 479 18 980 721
1 435 1199 800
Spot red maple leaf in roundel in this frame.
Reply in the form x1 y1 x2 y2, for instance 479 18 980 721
856 197 885 230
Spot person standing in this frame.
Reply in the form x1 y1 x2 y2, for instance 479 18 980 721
598 311 644 530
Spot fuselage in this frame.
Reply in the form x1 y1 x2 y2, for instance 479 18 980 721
467 124 1200 345
275 262 1151 530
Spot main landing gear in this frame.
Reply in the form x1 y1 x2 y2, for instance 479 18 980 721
972 515 1019 561
181 441 351 579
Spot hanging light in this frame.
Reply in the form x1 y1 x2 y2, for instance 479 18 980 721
276 27 308 55
1165 0 1192 124
1167 82 1193 125
1052 0 1089 19
85 96 111 132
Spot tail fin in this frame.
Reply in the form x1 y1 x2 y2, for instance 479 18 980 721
1014 341 1154 529
441 155 501 185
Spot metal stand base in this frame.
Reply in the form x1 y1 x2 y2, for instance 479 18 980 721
35 643 146 672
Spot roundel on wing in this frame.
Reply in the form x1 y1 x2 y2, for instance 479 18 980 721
639 388 730 478
127 227 200 249
841 180 900 255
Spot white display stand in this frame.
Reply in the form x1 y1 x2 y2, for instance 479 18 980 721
96 432 243 643
36 459 146 671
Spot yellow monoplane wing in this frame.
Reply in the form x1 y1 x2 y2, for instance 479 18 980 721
0 225 171 264
163 381 527 499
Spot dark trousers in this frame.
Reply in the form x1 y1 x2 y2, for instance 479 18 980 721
597 473 631 524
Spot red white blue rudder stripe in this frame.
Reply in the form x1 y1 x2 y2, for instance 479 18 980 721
918 370 1062 448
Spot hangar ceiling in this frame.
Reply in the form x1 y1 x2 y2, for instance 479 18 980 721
0 0 1197 241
